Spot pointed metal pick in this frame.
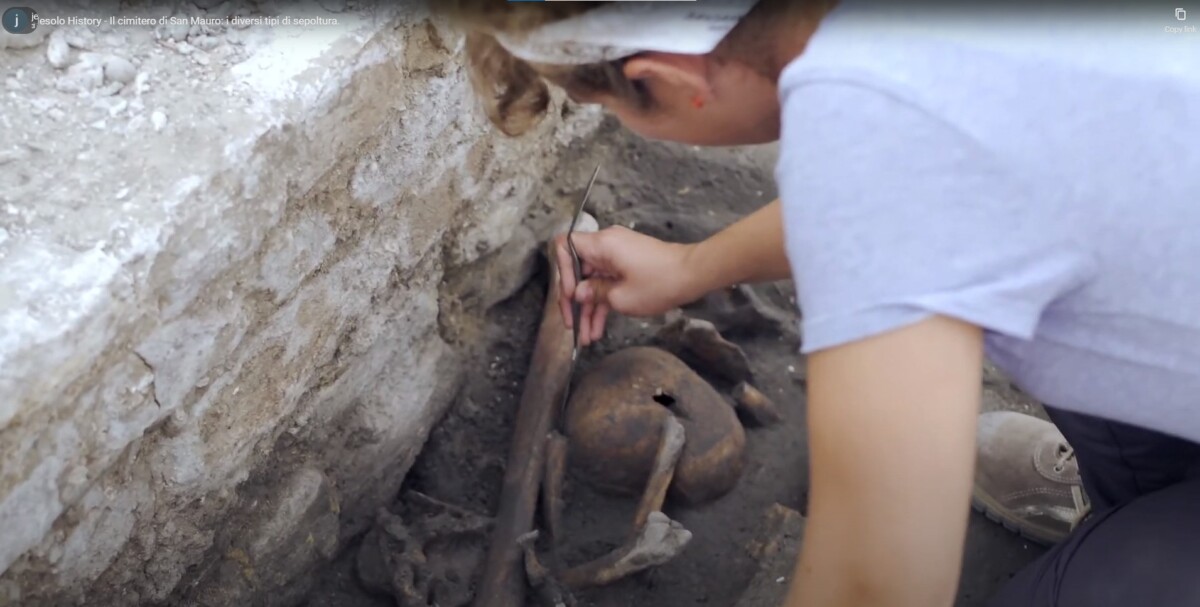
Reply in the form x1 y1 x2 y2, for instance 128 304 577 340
559 162 601 424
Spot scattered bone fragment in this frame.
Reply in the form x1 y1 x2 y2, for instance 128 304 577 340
526 418 689 594
630 416 686 534
357 495 493 607
355 509 430 604
734 504 806 607
702 284 796 336
476 229 595 607
404 489 494 538
541 431 569 545
657 312 753 384
518 531 577 607
560 512 693 589
732 382 783 427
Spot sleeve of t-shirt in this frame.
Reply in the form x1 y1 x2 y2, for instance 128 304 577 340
777 80 1094 354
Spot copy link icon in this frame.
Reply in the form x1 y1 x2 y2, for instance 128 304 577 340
1178 8 1188 21
2 7 38 34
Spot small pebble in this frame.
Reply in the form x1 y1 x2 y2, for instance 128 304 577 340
776 576 786 584
191 35 222 51
115 187 130 201
787 365 795 373
134 72 150 96
47 32 72 69
55 64 104 94
95 82 123 97
103 55 137 85
151 111 167 131
64 32 94 50
164 22 187 42
90 119 107 130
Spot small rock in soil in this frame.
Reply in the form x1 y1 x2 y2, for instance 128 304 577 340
95 81 123 97
191 35 223 51
103 55 137 85
47 31 72 69
55 63 104 94
64 31 95 50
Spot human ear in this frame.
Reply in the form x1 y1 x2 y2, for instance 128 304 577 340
622 53 711 101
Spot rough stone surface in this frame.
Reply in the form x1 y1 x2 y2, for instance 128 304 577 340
0 3 602 605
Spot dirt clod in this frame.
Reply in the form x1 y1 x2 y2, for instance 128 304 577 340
735 504 805 607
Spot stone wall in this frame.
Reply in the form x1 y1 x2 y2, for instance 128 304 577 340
0 3 601 605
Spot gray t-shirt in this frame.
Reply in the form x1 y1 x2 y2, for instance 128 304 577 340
777 3 1200 441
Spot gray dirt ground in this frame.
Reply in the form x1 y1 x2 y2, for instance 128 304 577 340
304 120 1047 607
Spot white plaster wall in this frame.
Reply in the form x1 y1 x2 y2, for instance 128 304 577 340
0 4 601 605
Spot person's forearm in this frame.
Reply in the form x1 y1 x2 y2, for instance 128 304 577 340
683 198 790 297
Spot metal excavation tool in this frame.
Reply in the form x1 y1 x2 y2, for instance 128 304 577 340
558 163 602 424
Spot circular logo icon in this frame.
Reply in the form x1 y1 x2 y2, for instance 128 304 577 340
3 7 37 34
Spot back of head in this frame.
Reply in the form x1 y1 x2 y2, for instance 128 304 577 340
437 0 803 137
436 1 612 136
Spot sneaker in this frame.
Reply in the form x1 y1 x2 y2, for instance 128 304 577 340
972 411 1091 546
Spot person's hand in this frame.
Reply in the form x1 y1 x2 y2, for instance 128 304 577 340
553 226 700 346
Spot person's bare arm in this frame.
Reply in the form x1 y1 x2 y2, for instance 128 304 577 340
683 197 790 294
786 316 983 607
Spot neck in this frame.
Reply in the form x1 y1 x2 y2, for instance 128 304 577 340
764 1 833 81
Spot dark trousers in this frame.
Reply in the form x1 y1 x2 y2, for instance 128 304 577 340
989 406 1200 606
